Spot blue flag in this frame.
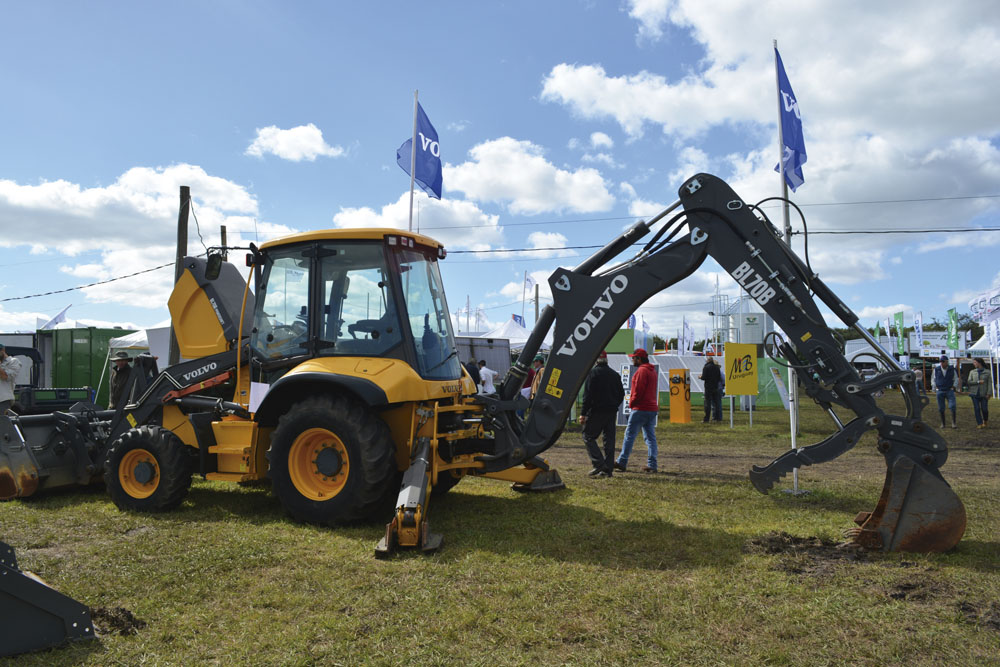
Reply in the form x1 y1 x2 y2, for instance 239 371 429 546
773 48 807 191
627 314 636 329
397 102 443 199
512 314 525 327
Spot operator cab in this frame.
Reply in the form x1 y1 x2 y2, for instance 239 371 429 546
249 230 461 381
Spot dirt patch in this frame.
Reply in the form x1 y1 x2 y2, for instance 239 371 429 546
887 580 948 602
124 526 151 537
89 606 147 636
744 531 868 575
958 601 1000 632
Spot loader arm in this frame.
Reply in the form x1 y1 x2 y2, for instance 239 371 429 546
477 173 964 552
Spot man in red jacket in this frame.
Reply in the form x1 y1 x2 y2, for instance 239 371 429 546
614 348 659 473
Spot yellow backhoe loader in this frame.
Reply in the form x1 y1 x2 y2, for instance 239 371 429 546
3 173 966 571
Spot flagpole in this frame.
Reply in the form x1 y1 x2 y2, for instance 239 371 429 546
408 90 419 232
775 39 802 494
521 270 527 321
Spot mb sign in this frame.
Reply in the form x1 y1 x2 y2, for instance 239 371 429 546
725 343 758 396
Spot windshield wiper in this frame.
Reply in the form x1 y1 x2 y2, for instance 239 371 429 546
424 349 457 374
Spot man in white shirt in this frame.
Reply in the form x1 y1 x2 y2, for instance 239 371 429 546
0 343 23 413
478 360 498 394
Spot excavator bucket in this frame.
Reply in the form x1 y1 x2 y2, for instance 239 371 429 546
0 541 96 656
850 455 967 553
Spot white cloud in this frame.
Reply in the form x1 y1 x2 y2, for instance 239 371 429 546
590 132 614 149
581 152 623 169
0 164 293 308
447 120 470 133
540 2 1000 274
668 146 710 185
446 137 615 215
333 191 502 252
856 304 914 321
245 123 345 162
524 231 575 259
626 0 672 41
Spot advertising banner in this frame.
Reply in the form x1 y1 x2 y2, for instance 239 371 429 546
724 343 758 396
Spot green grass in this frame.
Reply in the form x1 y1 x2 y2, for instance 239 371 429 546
3 395 999 665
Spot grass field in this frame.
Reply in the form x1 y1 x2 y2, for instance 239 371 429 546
3 394 999 665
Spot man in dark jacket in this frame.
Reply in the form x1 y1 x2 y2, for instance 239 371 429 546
699 358 723 423
579 351 626 478
464 357 481 392
933 355 957 429
108 351 132 409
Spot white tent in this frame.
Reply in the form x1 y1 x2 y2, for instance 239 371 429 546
109 330 150 353
479 319 554 352
970 334 990 352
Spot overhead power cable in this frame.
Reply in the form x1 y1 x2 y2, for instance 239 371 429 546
0 261 176 303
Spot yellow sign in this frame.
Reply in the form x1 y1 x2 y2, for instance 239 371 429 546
725 343 758 396
544 367 564 398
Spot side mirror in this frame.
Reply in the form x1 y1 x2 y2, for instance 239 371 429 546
205 253 224 281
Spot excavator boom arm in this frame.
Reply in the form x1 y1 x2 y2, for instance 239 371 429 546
478 173 964 552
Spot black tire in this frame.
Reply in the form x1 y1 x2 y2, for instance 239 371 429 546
267 396 397 525
431 469 464 497
103 425 193 512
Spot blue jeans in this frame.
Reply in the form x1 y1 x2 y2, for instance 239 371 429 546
616 410 658 470
971 396 989 425
936 389 956 412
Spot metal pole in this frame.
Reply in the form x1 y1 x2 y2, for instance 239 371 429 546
408 90 419 232
775 39 802 493
220 225 228 260
168 186 190 367
534 283 540 324
521 271 527 321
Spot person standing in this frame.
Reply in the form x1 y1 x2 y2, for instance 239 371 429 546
967 357 992 429
933 355 957 429
0 343 23 413
699 357 723 423
529 355 545 400
478 360 498 394
579 351 625 478
464 357 481 392
614 348 659 473
108 351 133 409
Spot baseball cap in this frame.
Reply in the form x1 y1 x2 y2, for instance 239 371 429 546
629 348 648 358
598 350 608 359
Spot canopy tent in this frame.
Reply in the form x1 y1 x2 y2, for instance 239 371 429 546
109 330 150 353
479 319 554 352
970 334 990 352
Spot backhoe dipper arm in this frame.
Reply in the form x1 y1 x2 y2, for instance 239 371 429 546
481 173 964 552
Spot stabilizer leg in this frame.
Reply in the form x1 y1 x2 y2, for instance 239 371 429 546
375 437 441 559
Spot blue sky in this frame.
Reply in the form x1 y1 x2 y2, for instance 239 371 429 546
1 1 998 341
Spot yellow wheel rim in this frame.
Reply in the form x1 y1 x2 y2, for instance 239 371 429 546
288 428 350 501
119 448 160 499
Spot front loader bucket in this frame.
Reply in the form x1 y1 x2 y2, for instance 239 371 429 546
850 455 966 553
0 541 95 656
0 417 41 500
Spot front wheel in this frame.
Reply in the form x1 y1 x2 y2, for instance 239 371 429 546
103 426 193 512
267 396 397 525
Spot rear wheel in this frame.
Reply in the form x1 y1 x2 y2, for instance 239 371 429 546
103 426 193 512
432 469 464 497
267 396 397 525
